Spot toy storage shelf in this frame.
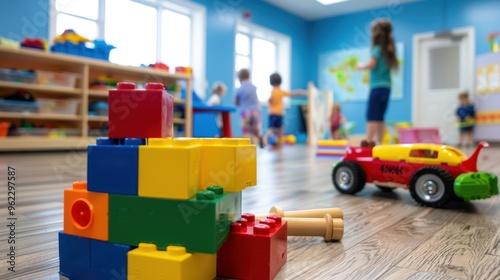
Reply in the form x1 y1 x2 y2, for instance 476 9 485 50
0 81 83 96
0 46 193 151
0 112 82 121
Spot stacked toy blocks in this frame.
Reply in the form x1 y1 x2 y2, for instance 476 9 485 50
59 82 262 279
316 139 349 158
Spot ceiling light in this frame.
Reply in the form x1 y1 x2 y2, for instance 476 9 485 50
317 0 350 5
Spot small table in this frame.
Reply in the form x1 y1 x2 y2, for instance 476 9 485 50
190 104 236 137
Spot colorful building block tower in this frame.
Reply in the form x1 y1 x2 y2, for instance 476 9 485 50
316 139 349 158
58 82 288 280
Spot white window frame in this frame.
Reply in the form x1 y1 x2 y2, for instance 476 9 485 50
235 21 291 104
49 0 206 97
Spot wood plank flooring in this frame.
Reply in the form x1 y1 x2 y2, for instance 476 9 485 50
0 144 499 280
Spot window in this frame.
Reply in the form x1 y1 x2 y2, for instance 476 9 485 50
50 0 205 96
235 22 291 103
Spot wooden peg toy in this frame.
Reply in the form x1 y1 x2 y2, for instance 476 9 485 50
255 206 343 220
282 213 344 241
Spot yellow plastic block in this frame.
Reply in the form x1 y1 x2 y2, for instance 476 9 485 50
200 138 257 192
128 244 216 280
139 138 201 200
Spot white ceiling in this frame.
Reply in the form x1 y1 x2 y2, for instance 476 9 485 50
264 0 424 20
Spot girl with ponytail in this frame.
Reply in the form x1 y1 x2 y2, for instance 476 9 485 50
357 18 398 144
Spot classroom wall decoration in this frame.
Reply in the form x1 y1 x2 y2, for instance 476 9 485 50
475 51 500 141
318 42 404 102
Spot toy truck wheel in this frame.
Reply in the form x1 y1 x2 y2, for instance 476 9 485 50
332 161 366 194
409 166 454 207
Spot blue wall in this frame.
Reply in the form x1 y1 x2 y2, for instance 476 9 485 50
0 0 50 41
309 0 500 134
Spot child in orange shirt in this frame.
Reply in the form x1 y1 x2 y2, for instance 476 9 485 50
266 73 305 148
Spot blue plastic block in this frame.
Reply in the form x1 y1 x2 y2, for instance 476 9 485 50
58 231 91 280
87 137 146 195
90 240 131 280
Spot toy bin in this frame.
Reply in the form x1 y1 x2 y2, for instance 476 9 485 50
398 127 442 144
0 100 39 113
89 102 108 116
0 69 37 83
38 98 80 115
13 128 80 137
37 70 78 88
51 41 114 61
0 122 10 137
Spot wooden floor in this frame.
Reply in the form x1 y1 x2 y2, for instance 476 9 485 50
0 145 499 280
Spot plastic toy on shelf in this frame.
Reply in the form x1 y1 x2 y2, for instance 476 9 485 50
145 62 170 71
175 66 192 75
21 38 48 50
51 29 115 61
331 141 498 207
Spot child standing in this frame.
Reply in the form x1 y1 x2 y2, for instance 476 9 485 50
456 92 475 147
207 82 226 106
357 18 398 145
235 69 263 147
266 73 305 148
207 82 227 137
330 103 347 139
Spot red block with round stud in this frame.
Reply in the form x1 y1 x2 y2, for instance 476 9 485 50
108 82 174 138
217 213 288 280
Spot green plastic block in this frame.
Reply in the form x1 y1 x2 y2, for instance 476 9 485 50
109 186 241 254
454 172 499 201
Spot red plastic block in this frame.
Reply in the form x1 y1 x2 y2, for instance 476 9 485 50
64 181 108 241
108 82 174 138
217 214 288 280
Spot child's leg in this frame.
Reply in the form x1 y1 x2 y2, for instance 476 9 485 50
277 127 284 148
366 122 376 142
376 121 385 145
333 129 340 139
466 132 474 147
458 131 464 147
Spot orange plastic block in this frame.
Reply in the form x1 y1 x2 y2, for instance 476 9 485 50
128 243 216 280
200 138 257 192
63 181 108 241
139 138 201 200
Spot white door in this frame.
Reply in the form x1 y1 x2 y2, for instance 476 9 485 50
413 28 475 145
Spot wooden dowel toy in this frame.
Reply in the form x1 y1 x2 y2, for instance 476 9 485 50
284 214 344 241
255 206 343 220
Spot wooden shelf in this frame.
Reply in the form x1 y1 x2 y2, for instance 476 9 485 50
0 81 83 95
0 112 81 121
88 116 108 122
174 118 186 124
0 46 193 151
88 89 109 97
